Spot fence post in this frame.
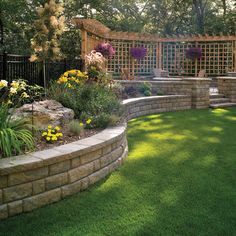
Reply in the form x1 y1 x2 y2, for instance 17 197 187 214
2 52 7 80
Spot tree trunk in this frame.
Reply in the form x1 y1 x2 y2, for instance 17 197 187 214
193 0 206 34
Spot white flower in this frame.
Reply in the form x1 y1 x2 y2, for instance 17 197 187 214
0 80 8 88
10 87 17 94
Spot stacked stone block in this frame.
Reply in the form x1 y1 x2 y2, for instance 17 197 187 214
218 77 236 103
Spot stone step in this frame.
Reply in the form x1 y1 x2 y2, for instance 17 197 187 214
209 94 225 99
210 98 231 104
210 102 236 109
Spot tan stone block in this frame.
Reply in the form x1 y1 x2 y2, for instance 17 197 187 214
32 179 45 195
93 159 101 171
61 180 81 198
0 176 7 188
89 167 108 185
8 200 23 217
45 172 68 191
0 190 2 204
102 145 112 155
0 204 8 220
71 156 81 168
3 183 32 203
8 167 48 186
49 160 70 175
80 149 102 165
80 177 90 191
23 188 61 212
100 154 112 168
68 162 94 183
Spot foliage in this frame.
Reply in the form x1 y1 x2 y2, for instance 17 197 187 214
0 104 34 158
130 47 147 60
85 50 106 73
68 120 84 136
0 79 44 107
48 81 121 129
186 48 202 60
123 86 137 97
41 125 63 142
30 0 65 62
57 69 87 87
95 42 115 59
139 82 152 96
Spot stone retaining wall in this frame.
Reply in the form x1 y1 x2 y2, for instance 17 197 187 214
218 77 236 102
118 78 211 109
0 94 192 220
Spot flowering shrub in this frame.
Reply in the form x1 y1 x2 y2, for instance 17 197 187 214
0 79 44 106
42 125 63 142
57 69 87 88
130 47 147 60
186 48 202 60
85 50 106 72
95 42 115 58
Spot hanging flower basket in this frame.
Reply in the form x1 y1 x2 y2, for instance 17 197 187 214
95 42 115 59
185 48 202 60
130 47 147 60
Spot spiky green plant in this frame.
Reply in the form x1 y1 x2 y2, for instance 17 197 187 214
0 105 34 158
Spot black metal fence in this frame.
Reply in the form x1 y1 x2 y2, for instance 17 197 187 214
0 53 84 86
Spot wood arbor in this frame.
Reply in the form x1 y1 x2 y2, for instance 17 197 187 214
72 18 236 78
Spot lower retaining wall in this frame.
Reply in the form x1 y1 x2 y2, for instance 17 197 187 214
0 94 191 220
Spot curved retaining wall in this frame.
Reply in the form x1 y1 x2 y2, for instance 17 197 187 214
0 95 191 220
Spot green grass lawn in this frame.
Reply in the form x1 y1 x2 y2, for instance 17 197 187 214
1 108 236 236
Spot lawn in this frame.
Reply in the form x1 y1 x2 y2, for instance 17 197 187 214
1 108 236 236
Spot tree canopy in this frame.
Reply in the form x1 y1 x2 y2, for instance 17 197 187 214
0 0 235 57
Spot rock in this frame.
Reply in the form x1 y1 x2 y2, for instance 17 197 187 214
11 100 74 129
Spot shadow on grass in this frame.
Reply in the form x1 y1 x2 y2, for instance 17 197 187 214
1 108 236 236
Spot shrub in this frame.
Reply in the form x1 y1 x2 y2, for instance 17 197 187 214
0 104 34 158
48 80 121 129
68 120 83 136
0 79 44 107
139 82 152 96
124 86 137 97
93 113 111 129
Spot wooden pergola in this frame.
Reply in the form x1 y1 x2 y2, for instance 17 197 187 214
72 18 236 78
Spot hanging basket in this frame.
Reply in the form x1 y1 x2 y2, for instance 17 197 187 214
185 48 202 60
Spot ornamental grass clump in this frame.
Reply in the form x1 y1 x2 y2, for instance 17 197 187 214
0 104 34 158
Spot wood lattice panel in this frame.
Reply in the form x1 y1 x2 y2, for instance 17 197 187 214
162 41 234 76
107 40 157 78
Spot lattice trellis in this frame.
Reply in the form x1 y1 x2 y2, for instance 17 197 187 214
107 40 157 77
73 18 236 78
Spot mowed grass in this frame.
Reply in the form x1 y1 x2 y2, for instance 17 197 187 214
1 108 236 236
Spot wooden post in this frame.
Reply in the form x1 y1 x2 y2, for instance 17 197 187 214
159 42 162 69
234 40 236 72
132 40 135 79
2 52 7 81
81 29 88 59
195 42 198 77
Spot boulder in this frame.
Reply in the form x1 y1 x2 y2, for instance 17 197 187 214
11 100 74 129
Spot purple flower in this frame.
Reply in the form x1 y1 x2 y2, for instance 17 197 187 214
130 47 147 60
186 48 202 60
95 42 115 58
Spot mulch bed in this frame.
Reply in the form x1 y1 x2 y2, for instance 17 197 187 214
33 124 102 152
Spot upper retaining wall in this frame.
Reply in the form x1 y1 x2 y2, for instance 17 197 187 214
0 94 191 220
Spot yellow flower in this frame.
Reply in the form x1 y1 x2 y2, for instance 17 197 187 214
86 119 92 124
48 125 52 129
64 72 68 77
42 132 47 136
55 126 60 131
46 137 51 141
11 81 20 89
52 136 58 141
58 133 63 137
0 80 8 88
67 83 72 88
79 122 83 127
21 92 30 98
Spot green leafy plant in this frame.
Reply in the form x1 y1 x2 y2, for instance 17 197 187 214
68 120 84 136
0 104 34 158
139 82 152 96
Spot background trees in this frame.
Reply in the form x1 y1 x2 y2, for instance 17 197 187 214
0 0 235 57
